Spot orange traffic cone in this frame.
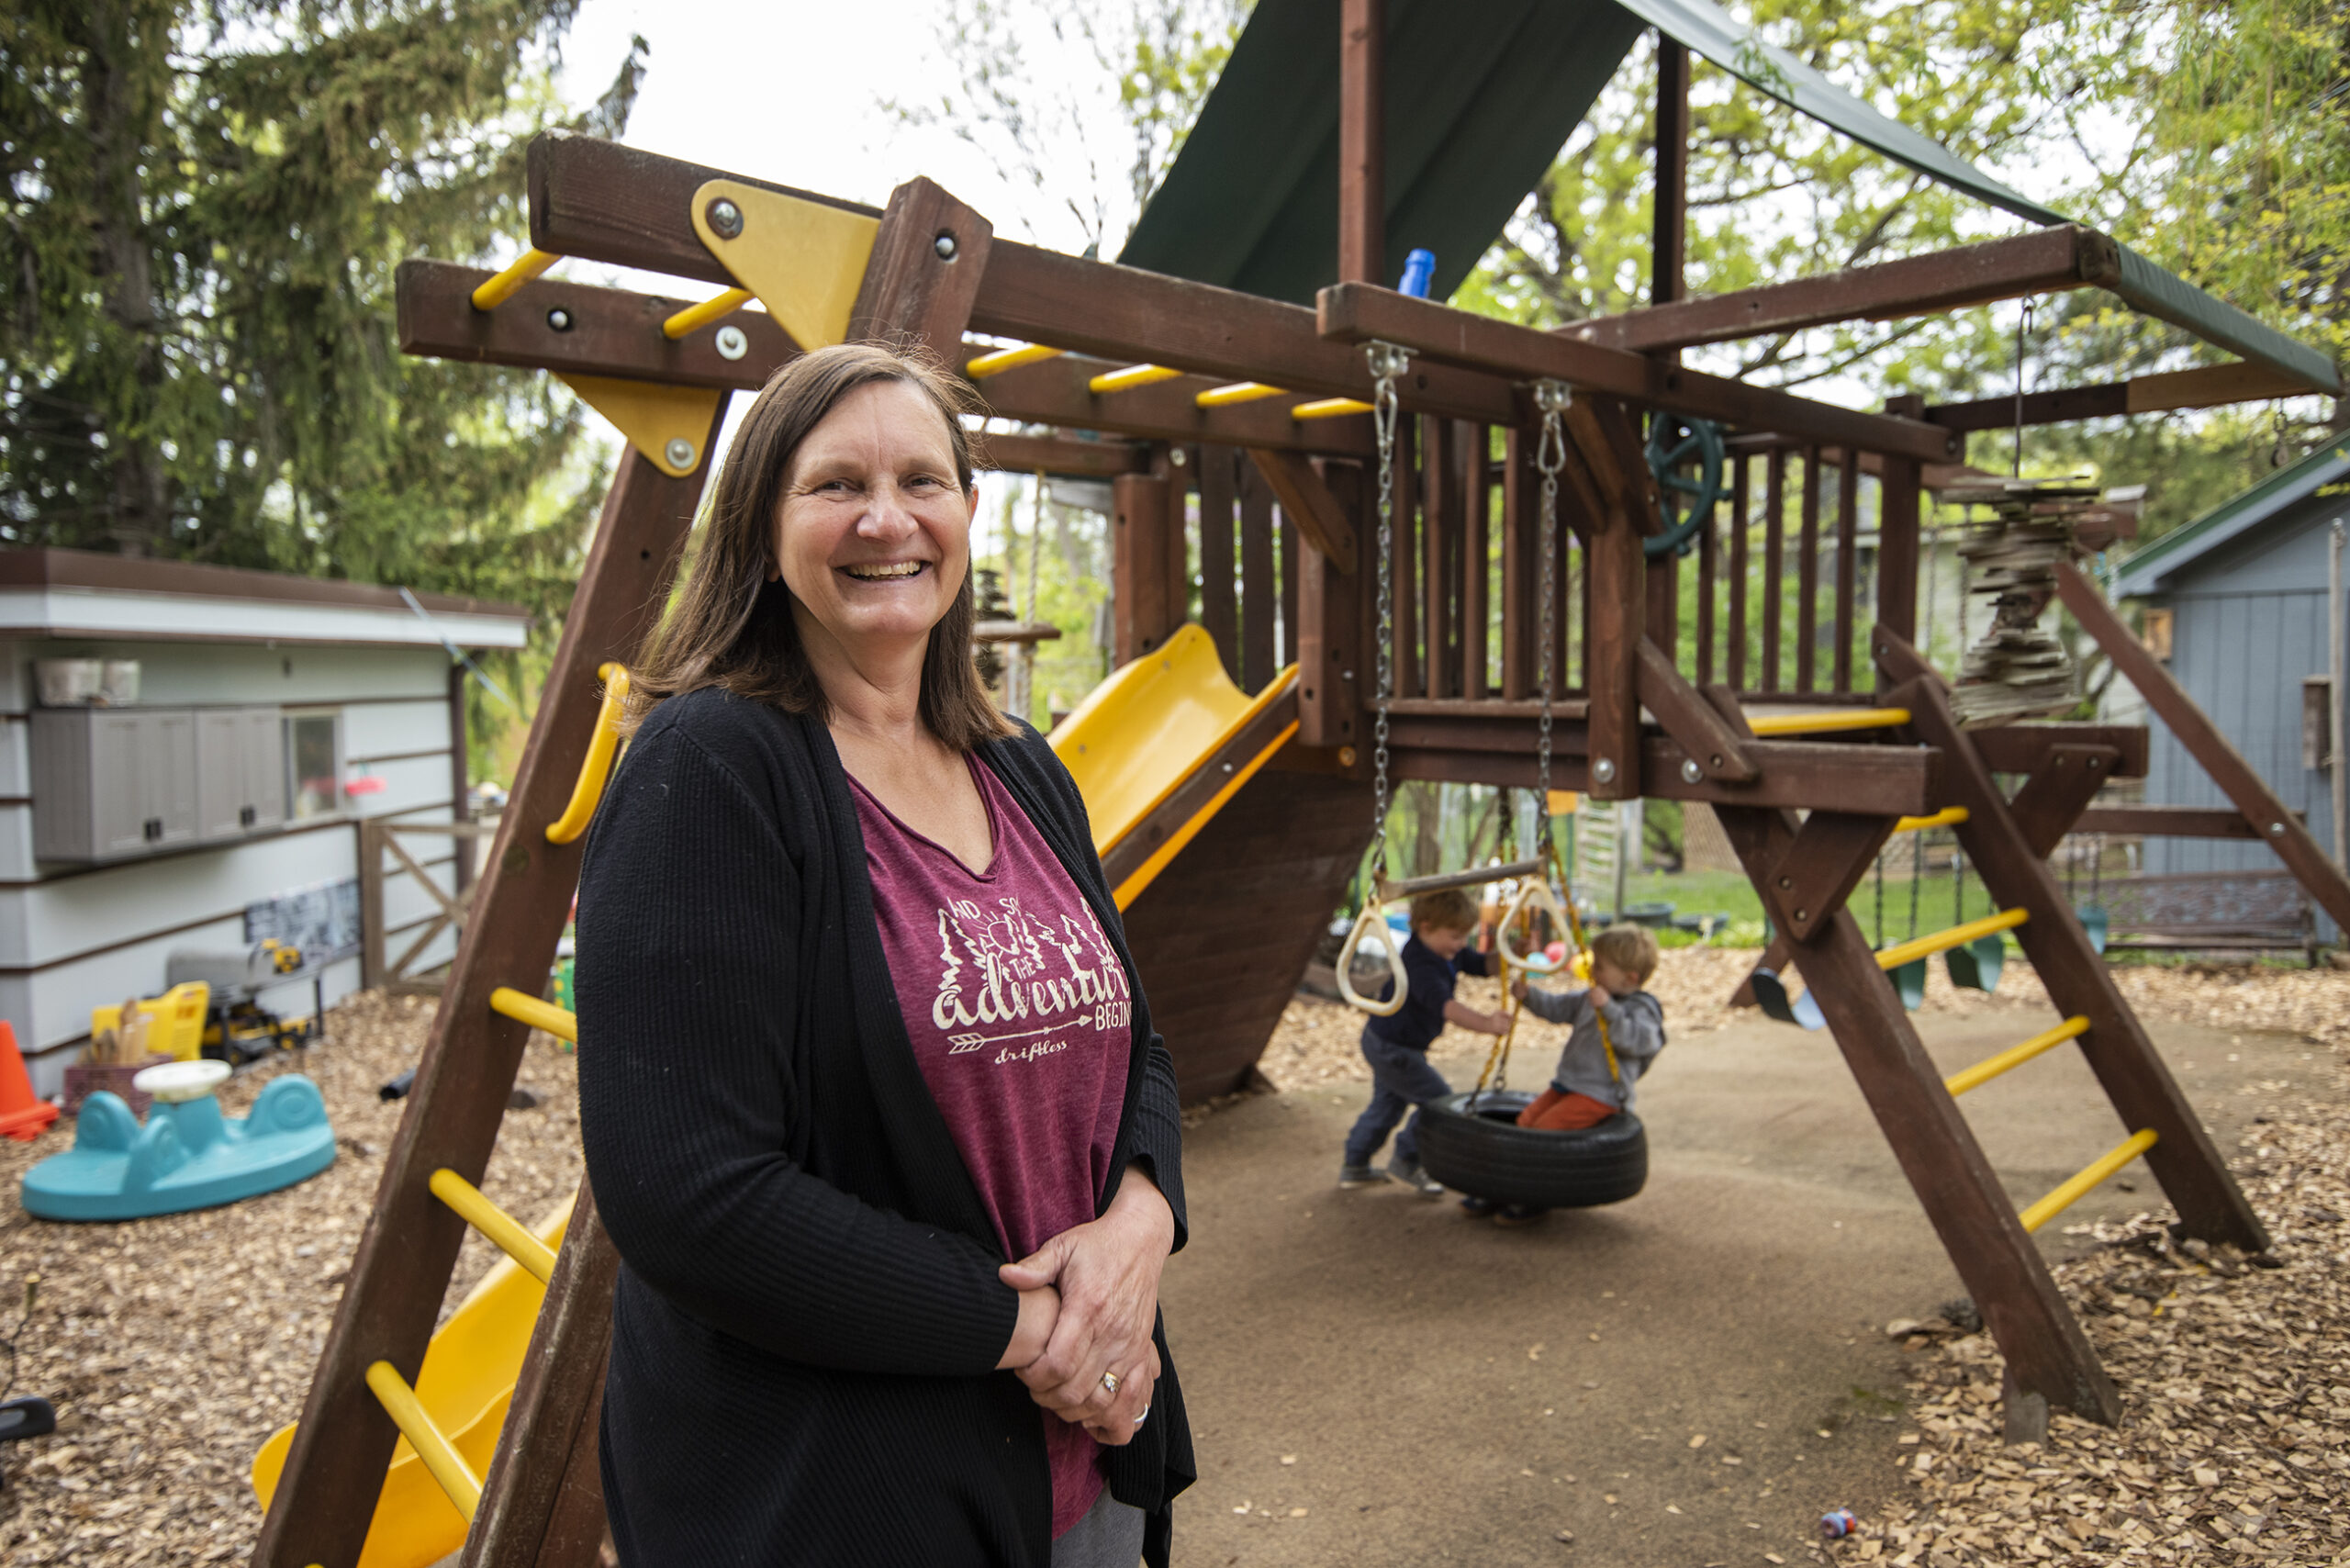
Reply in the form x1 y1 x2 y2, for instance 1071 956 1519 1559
0 1020 58 1141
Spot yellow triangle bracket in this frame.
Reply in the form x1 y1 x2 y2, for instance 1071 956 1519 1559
689 179 881 351
558 375 723 478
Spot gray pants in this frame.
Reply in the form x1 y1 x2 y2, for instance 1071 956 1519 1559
1051 1484 1146 1568
1343 1029 1452 1166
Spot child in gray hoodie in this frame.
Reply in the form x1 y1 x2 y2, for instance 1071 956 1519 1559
1511 922 1667 1130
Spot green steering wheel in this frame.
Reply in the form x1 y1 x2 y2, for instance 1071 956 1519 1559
1643 415 1726 559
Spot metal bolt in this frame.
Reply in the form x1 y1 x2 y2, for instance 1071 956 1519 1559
2268 821 2287 837
1169 447 1187 466
1337 746 1357 767
1794 908 1808 923
1709 754 1723 768
708 199 744 239
664 437 697 469
714 324 749 361
1591 757 1616 784
545 307 574 332
1778 876 1793 890
1681 758 1703 784
934 231 957 260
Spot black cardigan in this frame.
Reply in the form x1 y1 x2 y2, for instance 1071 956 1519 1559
576 689 1194 1566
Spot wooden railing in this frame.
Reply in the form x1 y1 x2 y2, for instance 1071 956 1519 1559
359 818 496 994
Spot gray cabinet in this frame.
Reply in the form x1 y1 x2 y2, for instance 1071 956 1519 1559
33 705 283 863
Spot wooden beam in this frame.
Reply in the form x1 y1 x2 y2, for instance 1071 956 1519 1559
1652 38 1691 308
1876 457 1921 641
848 176 993 351
1248 449 1358 576
2054 562 2350 934
252 427 726 1568
966 349 1376 457
1319 283 1960 464
1338 0 1383 286
522 135 1516 425
1568 228 2113 353
978 430 1150 477
1874 648 2273 1257
1578 402 1648 798
1754 811 1897 944
1714 798 2121 1423
1921 360 2324 431
1636 638 1757 782
2074 804 2275 839
1968 722 2150 780
1296 461 1370 749
2004 745 2123 859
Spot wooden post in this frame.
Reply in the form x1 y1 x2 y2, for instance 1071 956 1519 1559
1239 456 1277 689
1392 414 1419 700
1338 0 1385 285
1199 446 1239 679
1461 422 1489 699
2053 564 2350 936
1501 428 1534 700
252 425 725 1568
1586 456 1645 799
448 663 473 899
1762 449 1785 691
359 819 387 992
1877 453 1921 644
1796 445 1821 691
1422 415 1454 698
1114 467 1179 664
1833 452 1860 693
1653 37 1691 309
1728 454 1749 689
1298 460 1367 750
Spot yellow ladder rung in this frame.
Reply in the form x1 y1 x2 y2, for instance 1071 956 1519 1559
1893 806 1969 834
1196 381 1286 408
2019 1129 2158 1233
429 1169 559 1283
547 664 630 845
490 986 577 1045
1747 706 1911 737
470 249 560 311
1291 396 1373 420
365 1361 482 1520
662 286 756 340
1874 908 2028 971
966 342 1063 378
1944 1015 2089 1097
1089 363 1183 395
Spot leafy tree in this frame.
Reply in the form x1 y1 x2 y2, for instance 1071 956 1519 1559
0 0 642 623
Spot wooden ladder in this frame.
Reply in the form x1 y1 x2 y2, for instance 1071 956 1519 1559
251 179 995 1568
1707 631 2266 1426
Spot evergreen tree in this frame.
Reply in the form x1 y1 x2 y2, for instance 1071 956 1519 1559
0 0 643 629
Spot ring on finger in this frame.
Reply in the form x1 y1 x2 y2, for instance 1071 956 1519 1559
1132 1403 1150 1426
1099 1370 1121 1396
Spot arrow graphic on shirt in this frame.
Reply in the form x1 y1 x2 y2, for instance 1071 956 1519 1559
946 1025 1061 1055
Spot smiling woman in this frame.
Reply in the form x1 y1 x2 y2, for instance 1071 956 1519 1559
577 343 1195 1568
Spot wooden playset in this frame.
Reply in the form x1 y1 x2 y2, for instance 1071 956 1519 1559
250 6 2350 1563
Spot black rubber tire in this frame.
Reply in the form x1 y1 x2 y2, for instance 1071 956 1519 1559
1415 1090 1648 1209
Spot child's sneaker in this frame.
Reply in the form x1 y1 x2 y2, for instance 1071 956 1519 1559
1457 1194 1498 1216
1337 1163 1388 1189
1385 1157 1444 1198
1492 1204 1548 1226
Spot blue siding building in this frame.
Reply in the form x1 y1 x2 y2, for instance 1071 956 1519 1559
2113 444 2346 941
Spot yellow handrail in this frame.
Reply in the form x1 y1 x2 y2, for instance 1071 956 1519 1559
1089 364 1183 395
364 1361 482 1520
470 249 559 311
662 286 755 340
428 1169 558 1283
490 987 577 1046
1944 1016 2089 1097
2019 1129 2157 1233
1747 707 1911 737
966 342 1064 378
546 664 630 845
1874 908 2028 971
1196 381 1286 408
1291 397 1374 420
1893 806 1970 834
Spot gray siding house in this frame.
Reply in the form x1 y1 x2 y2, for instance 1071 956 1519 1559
3 548 531 1095
2112 444 2346 941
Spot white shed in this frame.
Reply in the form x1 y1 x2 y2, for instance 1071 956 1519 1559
2 547 531 1096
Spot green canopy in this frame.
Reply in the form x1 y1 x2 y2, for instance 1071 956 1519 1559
1119 0 2338 394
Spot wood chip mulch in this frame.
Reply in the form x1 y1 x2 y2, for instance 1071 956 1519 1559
0 991 581 1568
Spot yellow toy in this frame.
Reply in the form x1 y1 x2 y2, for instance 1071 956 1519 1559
90 982 210 1063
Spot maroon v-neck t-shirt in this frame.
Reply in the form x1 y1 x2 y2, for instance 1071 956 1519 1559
851 756 1133 1537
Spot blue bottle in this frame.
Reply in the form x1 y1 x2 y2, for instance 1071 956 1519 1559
1396 248 1436 298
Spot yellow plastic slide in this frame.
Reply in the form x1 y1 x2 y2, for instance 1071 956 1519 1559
250 1195 574 1568
1047 623 1299 909
251 628 1290 1559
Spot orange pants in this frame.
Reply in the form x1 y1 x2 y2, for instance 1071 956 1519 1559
1516 1087 1617 1130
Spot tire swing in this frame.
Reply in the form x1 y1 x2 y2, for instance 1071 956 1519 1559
1399 375 1647 1209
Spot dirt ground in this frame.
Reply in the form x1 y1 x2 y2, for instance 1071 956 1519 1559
0 954 2343 1566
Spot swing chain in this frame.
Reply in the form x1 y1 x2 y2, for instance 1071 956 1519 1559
1531 380 1572 803
1366 340 1412 890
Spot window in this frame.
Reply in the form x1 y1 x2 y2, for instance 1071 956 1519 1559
2140 607 2174 662
286 711 344 821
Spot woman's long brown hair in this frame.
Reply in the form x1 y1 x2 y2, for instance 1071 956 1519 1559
626 342 1015 753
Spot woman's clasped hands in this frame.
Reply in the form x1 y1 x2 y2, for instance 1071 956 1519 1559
993 1171 1175 1446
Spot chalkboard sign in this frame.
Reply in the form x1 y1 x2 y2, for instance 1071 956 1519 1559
244 877 363 963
